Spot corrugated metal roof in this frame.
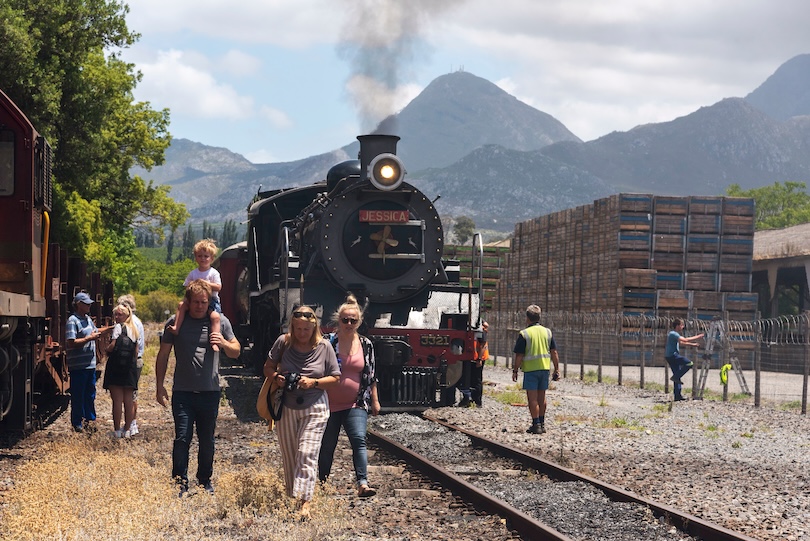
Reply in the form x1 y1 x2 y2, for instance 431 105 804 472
754 223 810 261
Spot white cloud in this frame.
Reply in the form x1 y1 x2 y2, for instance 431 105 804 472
126 0 810 159
126 0 340 47
259 106 293 129
137 50 254 119
218 50 262 77
432 0 810 140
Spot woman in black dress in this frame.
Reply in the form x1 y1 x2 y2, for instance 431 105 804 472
104 304 140 438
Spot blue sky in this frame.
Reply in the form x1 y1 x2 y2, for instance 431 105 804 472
124 0 810 164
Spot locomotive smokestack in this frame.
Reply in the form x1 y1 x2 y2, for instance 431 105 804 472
358 134 399 182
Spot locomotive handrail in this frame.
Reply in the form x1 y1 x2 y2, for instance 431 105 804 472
41 211 50 298
252 225 261 291
281 226 291 327
472 232 484 329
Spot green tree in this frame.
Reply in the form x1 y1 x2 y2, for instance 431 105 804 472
0 0 187 290
165 229 175 264
454 215 476 245
201 220 218 243
137 257 196 296
177 223 196 262
726 181 810 230
220 219 239 248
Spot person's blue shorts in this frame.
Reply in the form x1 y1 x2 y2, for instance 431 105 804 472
522 369 550 391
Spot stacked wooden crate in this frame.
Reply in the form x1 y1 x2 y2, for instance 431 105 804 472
494 193 757 323
443 243 510 311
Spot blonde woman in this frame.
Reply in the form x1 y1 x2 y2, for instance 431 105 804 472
263 306 340 519
318 294 380 497
104 304 140 438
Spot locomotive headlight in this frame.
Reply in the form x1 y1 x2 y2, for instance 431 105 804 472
368 153 405 191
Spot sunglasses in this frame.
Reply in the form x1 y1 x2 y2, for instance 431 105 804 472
292 310 316 320
340 317 358 325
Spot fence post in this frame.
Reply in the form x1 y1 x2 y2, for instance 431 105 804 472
802 311 810 415
663 312 671 395
579 314 585 381
639 316 646 389
596 313 606 383
754 311 761 409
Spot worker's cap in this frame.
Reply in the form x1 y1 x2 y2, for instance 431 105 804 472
73 292 94 305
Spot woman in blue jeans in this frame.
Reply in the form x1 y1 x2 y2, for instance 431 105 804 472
665 318 704 401
318 294 380 497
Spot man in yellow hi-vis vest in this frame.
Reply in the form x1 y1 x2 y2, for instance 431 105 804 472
512 305 560 434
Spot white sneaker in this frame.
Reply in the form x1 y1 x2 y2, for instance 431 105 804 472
123 430 131 438
129 421 139 435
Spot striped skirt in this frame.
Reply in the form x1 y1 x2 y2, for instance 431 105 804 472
276 392 330 501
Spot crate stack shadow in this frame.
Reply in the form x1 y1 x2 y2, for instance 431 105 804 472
493 194 758 368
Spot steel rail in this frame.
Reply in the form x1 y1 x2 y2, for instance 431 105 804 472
424 415 761 541
367 427 577 541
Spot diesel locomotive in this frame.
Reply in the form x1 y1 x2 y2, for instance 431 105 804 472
218 134 484 409
0 89 112 433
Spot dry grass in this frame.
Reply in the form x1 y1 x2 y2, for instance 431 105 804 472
1 435 348 540
0 326 351 541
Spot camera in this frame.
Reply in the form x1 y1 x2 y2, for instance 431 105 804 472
284 372 301 392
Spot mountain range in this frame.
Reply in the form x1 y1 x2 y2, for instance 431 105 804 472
136 54 810 235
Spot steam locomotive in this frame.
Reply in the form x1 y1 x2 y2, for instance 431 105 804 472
218 134 484 409
0 89 112 433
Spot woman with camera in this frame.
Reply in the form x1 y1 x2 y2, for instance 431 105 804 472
318 294 380 498
263 306 340 520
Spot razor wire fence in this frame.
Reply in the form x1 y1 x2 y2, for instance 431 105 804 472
486 310 810 414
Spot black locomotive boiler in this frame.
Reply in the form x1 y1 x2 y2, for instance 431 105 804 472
218 134 484 409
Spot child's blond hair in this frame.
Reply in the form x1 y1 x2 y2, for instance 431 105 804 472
193 238 218 257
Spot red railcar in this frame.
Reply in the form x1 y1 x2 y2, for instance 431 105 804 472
0 89 111 433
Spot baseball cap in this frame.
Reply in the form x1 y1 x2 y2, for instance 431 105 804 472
74 292 94 305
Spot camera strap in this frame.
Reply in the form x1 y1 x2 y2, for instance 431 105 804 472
268 386 286 421
268 341 288 422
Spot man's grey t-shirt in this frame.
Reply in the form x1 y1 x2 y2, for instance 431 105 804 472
161 313 236 392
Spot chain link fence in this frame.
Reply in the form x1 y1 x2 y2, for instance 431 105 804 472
486 310 810 414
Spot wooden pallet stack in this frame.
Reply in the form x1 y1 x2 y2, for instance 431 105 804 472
494 193 758 323
443 243 510 311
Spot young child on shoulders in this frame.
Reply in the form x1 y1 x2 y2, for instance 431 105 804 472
169 238 222 351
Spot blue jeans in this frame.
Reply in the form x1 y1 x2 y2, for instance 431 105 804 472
666 354 694 399
69 368 96 429
171 390 220 486
318 407 370 486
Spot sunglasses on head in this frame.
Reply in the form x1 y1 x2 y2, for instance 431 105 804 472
292 310 316 320
341 317 358 325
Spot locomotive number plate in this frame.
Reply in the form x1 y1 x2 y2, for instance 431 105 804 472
419 334 451 347
359 209 409 223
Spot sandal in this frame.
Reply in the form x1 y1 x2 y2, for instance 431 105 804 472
358 485 377 498
298 502 312 521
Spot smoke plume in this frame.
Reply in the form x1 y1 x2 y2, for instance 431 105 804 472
338 0 464 134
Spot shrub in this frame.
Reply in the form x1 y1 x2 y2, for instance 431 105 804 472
135 290 181 323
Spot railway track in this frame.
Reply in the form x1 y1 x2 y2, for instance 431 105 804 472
368 414 760 541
